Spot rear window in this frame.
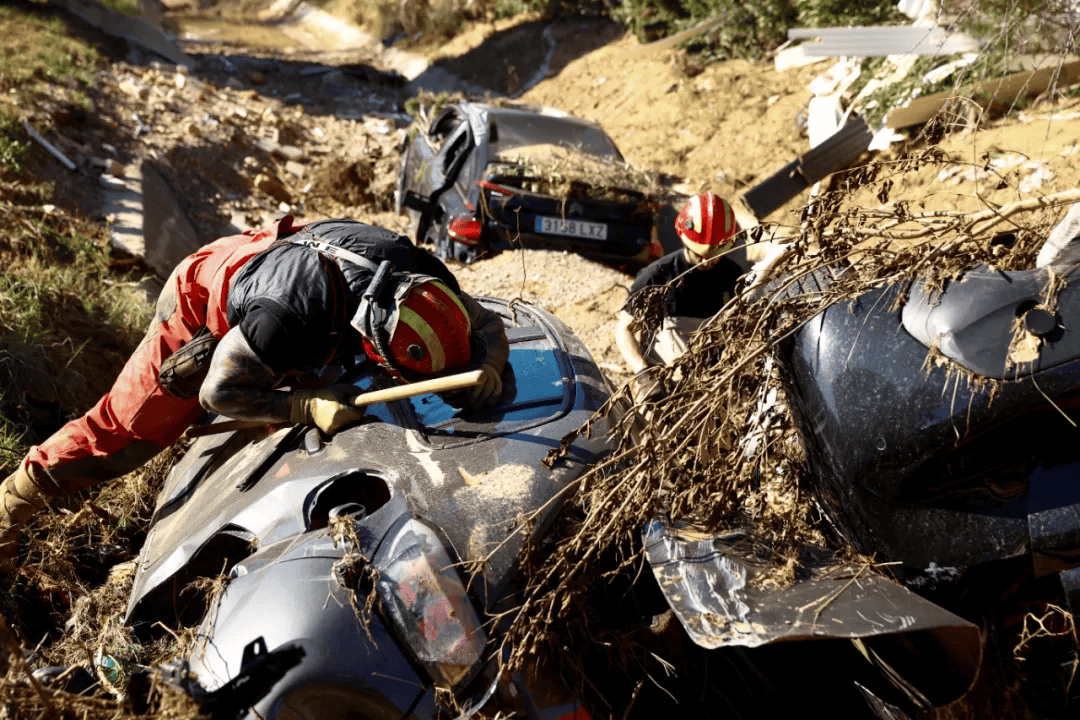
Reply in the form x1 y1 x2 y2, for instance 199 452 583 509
409 331 572 438
489 112 621 160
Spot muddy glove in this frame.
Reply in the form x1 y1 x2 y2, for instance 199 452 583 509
628 366 664 404
0 462 59 573
290 385 367 435
466 363 504 410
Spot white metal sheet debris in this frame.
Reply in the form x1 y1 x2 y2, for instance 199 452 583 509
788 26 981 57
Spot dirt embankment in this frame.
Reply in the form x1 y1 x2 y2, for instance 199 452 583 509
26 0 1078 394
76 3 1080 394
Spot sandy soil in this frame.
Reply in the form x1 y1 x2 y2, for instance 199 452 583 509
34 0 1078 401
150 8 827 392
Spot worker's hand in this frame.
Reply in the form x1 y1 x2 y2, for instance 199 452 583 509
465 363 504 410
290 385 366 435
628 366 664 404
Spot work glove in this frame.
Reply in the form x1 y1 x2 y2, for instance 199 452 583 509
0 462 58 574
628 366 664 405
290 385 367 435
466 363 504 410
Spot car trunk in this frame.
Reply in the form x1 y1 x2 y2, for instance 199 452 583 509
478 161 657 261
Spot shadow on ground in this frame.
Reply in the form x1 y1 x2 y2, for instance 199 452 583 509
421 17 626 97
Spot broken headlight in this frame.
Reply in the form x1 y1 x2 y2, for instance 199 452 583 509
375 519 487 688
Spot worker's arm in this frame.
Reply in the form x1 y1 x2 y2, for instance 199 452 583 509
615 309 650 375
199 327 366 434
461 292 509 370
199 327 292 423
458 292 509 409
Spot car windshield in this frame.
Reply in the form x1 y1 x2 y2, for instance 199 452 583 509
489 110 621 160
409 334 571 437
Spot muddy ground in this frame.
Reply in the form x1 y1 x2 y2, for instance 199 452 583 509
8 0 1080 716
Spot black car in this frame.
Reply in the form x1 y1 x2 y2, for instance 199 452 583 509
395 101 671 266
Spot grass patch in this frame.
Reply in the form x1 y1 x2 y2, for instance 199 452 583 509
0 181 153 454
0 4 101 94
98 0 138 16
0 4 149 459
0 115 27 175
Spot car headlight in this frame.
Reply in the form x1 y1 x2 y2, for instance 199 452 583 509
375 519 487 688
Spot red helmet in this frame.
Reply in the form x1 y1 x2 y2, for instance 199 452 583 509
675 192 739 259
359 276 472 377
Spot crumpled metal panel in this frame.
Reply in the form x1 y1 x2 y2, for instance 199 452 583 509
643 519 979 650
903 264 1080 379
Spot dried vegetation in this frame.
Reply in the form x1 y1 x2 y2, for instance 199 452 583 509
494 134 1080 699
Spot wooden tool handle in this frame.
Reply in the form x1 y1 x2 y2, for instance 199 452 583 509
183 419 272 438
348 369 484 407
184 369 486 439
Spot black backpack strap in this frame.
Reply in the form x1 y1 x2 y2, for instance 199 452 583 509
286 228 382 272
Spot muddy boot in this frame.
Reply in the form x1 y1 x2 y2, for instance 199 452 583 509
0 462 59 573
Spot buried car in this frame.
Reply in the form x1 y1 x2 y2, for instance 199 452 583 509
395 100 671 267
120 298 614 719
643 218 1080 717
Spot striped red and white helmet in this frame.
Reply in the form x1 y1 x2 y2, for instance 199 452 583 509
362 276 473 376
675 192 739 259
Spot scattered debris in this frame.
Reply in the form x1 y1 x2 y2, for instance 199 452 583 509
788 26 981 58
740 116 872 220
886 57 1080 130
50 0 194 69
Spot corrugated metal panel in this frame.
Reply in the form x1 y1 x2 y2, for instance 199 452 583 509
789 26 980 57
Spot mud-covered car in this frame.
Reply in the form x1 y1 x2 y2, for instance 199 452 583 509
644 223 1080 717
120 298 615 720
395 101 670 266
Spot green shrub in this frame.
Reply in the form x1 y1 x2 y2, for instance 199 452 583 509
360 0 494 43
611 0 924 61
0 114 26 175
491 0 550 20
955 0 1078 104
795 0 906 27
614 0 797 59
99 0 139 16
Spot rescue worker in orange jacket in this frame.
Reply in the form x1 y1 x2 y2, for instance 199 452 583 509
0 217 509 571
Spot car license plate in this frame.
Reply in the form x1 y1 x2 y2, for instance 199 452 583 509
534 216 608 240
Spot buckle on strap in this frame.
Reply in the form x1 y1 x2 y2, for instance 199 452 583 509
351 260 396 339
287 230 381 272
